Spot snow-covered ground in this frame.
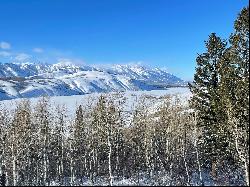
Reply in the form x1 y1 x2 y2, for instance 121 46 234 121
0 87 191 119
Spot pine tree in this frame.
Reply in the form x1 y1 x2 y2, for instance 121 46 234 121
189 6 249 185
188 33 228 177
219 6 249 186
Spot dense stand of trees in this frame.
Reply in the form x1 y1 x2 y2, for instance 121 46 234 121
0 94 203 186
0 6 248 186
0 93 247 186
189 6 249 186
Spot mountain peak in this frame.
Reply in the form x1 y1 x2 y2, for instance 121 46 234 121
0 62 186 100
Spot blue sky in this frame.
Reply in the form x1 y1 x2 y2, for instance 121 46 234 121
0 0 248 80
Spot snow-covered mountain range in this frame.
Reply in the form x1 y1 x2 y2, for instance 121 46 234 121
0 62 186 100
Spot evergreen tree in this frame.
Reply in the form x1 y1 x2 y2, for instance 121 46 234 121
219 6 249 185
189 6 249 185
188 33 228 176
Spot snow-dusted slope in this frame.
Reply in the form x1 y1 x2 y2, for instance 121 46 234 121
0 62 187 100
0 87 191 118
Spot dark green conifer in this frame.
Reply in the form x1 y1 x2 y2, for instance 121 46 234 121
189 33 227 172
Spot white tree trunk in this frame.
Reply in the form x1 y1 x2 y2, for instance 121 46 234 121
235 134 249 186
12 156 17 186
69 140 74 186
90 150 94 185
36 165 39 185
244 160 249 186
169 162 173 185
43 154 47 186
11 143 17 186
108 135 113 186
116 138 119 176
61 143 64 185
183 141 190 186
230 111 249 186
43 136 48 186
70 157 74 186
194 112 203 185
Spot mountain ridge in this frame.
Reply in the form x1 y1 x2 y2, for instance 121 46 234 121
0 62 187 100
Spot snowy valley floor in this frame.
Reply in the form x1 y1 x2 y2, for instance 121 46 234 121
0 87 191 119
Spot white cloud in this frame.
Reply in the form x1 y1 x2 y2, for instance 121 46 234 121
33 47 44 53
57 58 72 63
57 58 85 65
0 51 11 57
15 53 31 61
0 41 11 50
